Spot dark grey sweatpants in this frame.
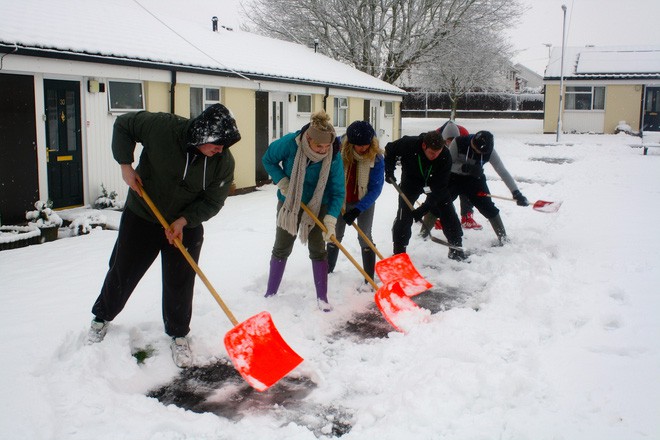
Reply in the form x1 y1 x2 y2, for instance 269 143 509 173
91 208 203 338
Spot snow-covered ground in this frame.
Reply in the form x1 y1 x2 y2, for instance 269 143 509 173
1 118 658 440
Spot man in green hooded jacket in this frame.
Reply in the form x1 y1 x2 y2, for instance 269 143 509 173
87 104 241 368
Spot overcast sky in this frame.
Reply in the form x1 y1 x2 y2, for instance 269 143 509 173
508 0 660 74
209 0 659 76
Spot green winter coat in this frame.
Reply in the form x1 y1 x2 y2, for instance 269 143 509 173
112 111 235 228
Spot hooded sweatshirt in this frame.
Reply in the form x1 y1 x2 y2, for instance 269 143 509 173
112 109 238 227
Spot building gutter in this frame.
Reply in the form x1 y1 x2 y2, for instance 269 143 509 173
0 43 407 97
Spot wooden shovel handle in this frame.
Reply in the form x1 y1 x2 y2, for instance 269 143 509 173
300 203 379 291
138 185 239 326
477 191 515 201
341 208 385 260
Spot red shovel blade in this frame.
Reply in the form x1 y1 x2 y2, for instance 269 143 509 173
375 281 430 333
375 253 432 297
223 311 303 392
532 200 562 213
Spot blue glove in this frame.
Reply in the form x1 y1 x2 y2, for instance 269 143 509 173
342 208 360 225
512 190 529 206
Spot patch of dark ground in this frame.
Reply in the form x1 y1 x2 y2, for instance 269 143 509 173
148 359 353 437
530 157 574 164
330 284 475 341
525 142 574 147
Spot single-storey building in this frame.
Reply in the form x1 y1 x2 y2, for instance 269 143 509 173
0 0 405 224
543 45 660 135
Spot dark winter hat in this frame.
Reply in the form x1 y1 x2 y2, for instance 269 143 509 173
346 120 375 145
440 121 460 140
187 103 241 149
423 131 444 150
472 131 494 154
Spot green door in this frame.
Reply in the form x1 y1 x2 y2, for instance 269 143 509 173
643 87 660 132
44 79 83 208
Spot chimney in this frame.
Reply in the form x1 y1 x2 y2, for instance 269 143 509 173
212 16 218 32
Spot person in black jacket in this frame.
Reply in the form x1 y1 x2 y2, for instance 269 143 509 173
384 131 467 261
86 104 241 369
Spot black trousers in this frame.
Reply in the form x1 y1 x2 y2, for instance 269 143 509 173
449 174 500 220
91 208 203 338
392 184 462 249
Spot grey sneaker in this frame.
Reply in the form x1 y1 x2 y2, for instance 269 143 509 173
170 337 192 368
87 319 109 344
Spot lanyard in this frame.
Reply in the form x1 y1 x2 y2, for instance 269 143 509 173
417 154 432 185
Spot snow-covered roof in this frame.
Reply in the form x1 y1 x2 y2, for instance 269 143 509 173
0 0 404 96
544 45 660 80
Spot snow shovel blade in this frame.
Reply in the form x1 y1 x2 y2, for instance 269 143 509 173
375 281 430 333
375 253 432 297
532 200 562 213
224 311 303 392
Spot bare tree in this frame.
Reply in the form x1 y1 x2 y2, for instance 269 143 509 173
409 28 514 119
240 0 522 84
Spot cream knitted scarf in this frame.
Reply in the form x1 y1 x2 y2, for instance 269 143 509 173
351 149 374 200
277 133 332 243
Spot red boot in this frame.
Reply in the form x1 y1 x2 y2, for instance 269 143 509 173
461 212 483 230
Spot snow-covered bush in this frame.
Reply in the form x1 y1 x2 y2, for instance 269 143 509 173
25 200 63 228
94 184 122 210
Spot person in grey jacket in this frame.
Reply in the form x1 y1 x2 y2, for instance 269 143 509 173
86 104 241 369
448 130 528 245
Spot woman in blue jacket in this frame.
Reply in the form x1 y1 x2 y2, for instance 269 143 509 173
327 121 384 288
262 111 345 311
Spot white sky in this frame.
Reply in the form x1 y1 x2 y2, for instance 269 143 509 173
211 0 660 76
508 0 660 74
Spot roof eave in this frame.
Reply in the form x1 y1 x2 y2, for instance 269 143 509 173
0 43 406 97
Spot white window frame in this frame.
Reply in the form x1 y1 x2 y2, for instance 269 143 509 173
107 80 145 113
190 86 221 118
297 94 312 114
333 96 348 128
384 101 394 118
565 86 605 111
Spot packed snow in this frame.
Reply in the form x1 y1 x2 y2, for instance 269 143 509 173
1 118 658 440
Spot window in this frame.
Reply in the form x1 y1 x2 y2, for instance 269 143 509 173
333 97 348 128
108 81 144 112
190 86 221 118
384 101 394 117
297 94 312 114
565 86 605 110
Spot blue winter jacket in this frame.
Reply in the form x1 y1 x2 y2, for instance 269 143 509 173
262 131 346 218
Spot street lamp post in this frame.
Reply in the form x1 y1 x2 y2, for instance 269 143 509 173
556 4 567 142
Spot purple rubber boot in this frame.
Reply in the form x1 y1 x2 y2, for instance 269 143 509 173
264 257 287 298
312 259 332 312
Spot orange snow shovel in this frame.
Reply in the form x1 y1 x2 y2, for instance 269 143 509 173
301 203 429 332
139 186 302 392
342 208 431 297
477 192 562 213
374 281 430 333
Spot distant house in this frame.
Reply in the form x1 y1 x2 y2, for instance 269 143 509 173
0 0 404 224
512 64 543 91
543 45 660 135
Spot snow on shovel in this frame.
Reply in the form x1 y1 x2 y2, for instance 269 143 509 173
139 186 302 392
375 281 431 333
342 209 431 297
477 192 563 213
301 203 430 332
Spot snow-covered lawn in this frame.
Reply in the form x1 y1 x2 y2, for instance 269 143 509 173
1 118 658 440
